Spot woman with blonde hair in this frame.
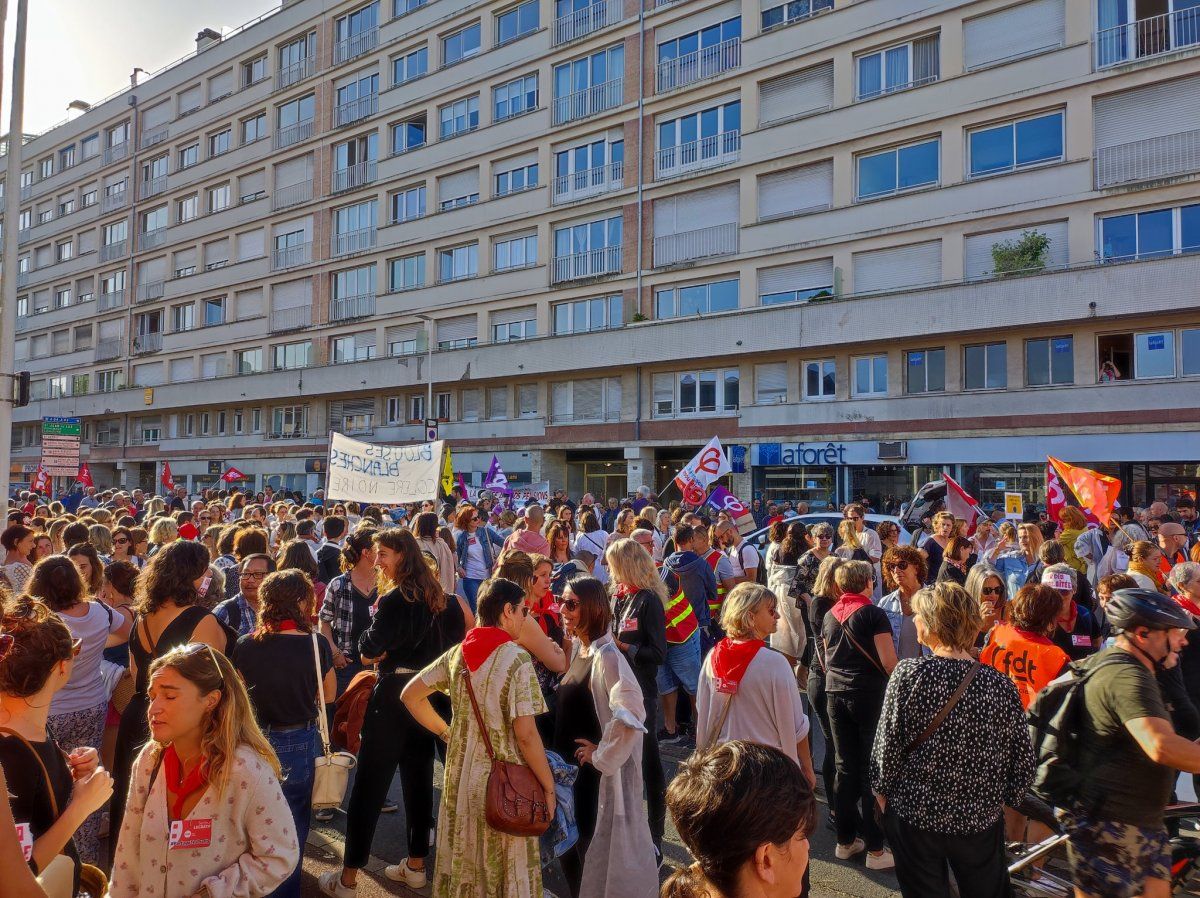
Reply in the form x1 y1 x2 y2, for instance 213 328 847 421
607 536 668 859
87 524 113 559
110 643 298 897
1127 540 1165 590
922 511 957 585
147 516 179 556
806 555 845 809
995 523 1043 598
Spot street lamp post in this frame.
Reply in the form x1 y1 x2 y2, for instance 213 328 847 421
415 313 433 427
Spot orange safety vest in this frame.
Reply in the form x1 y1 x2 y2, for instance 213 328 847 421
664 584 700 645
704 549 728 620
980 623 1070 710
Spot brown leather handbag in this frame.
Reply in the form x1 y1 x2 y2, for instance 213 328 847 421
461 665 550 837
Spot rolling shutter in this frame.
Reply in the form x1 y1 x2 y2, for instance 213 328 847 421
437 315 477 344
572 379 604 421
236 229 265 261
758 160 832 220
1094 74 1200 149
755 362 788 404
487 387 508 419
759 62 833 125
203 238 230 267
386 324 422 348
173 247 197 270
169 358 195 382
654 183 738 237
605 377 621 419
133 362 164 386
438 168 479 203
272 279 310 310
330 398 375 428
964 221 1068 279
274 154 313 189
201 353 227 377
757 258 834 297
551 383 570 421
518 384 537 416
852 241 942 294
461 388 480 421
141 101 171 129
98 319 122 340
963 0 1065 71
208 69 235 101
235 288 263 319
178 84 203 114
239 170 266 198
498 149 538 171
79 231 97 254
492 305 536 327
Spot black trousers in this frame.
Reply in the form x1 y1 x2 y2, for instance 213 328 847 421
883 811 1011 898
343 671 438 867
806 672 836 804
826 690 885 851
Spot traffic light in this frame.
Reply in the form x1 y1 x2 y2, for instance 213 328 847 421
15 371 30 408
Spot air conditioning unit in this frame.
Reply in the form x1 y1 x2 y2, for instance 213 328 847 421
878 440 907 461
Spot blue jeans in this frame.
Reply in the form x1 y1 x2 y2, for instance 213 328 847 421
462 578 483 612
264 724 318 898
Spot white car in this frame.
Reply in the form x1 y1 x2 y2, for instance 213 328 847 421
744 512 906 556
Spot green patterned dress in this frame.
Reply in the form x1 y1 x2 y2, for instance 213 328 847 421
419 640 548 898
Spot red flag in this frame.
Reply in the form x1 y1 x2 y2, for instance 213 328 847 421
1045 462 1067 523
76 462 94 489
942 473 981 535
1047 457 1121 526
457 472 469 499
31 465 50 495
161 461 176 491
221 466 247 483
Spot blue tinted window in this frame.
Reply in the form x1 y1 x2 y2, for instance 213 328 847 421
1181 204 1200 253
858 151 896 198
1015 113 1063 166
1101 214 1136 260
1138 209 1173 259
897 140 938 189
969 124 1013 176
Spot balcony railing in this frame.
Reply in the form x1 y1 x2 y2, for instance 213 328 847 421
335 94 378 127
553 160 624 204
136 281 164 304
103 141 129 165
276 57 316 91
140 125 169 149
331 227 377 256
94 338 123 362
331 160 377 193
133 332 162 354
553 77 624 125
274 120 314 150
657 37 741 93
1095 127 1200 188
552 245 621 283
19 184 32 201
655 130 741 178
272 242 312 270
101 187 128 212
270 306 312 332
98 290 125 311
330 292 376 321
1096 8 1200 68
272 179 313 210
16 271 29 288
654 222 738 267
267 428 311 440
138 228 166 252
141 175 167 199
99 240 128 262
553 0 618 46
334 27 378 64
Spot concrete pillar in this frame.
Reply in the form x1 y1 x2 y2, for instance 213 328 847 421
730 468 752 501
531 448 568 490
624 446 654 496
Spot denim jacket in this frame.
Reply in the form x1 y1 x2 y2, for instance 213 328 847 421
875 588 930 658
455 526 503 573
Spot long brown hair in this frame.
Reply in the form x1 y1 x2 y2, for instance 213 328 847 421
135 540 211 614
0 597 74 697
374 529 445 612
26 555 86 612
254 570 315 637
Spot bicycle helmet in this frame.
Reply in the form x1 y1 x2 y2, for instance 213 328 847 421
1105 588 1196 633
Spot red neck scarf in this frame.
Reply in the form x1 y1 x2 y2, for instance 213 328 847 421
830 592 872 624
1176 594 1200 618
462 626 513 672
613 583 636 602
529 592 556 636
710 638 765 693
275 619 300 632
162 744 210 820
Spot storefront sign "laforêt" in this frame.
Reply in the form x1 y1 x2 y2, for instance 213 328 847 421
755 442 849 466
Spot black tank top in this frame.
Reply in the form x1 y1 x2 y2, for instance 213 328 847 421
130 606 211 694
552 650 602 758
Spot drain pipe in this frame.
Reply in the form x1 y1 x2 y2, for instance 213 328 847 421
633 0 646 442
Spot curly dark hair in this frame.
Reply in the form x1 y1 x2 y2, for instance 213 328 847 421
104 560 140 601
881 544 928 591
0 597 74 697
26 556 87 612
134 540 212 614
254 570 315 638
374 528 445 613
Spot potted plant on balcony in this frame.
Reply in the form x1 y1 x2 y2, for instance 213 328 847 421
990 229 1051 278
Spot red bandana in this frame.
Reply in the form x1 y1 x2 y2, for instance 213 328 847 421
461 626 513 672
529 592 557 637
274 619 300 632
613 584 636 602
1177 595 1200 618
162 744 210 820
709 638 765 693
830 593 872 624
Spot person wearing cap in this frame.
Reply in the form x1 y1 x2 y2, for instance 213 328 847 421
1042 563 1100 662
1158 522 1190 578
1067 589 1200 898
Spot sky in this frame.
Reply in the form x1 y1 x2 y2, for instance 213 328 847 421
5 0 281 135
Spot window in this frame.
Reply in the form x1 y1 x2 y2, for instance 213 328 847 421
178 194 200 222
81 189 97 207
54 286 72 307
332 199 376 237
495 161 539 196
207 184 231 213
553 215 622 259
272 405 309 437
103 220 128 245
234 409 244 433
853 355 888 396
393 47 428 84
241 113 267 144
657 101 741 172
492 311 537 342
38 208 53 225
494 74 538 122
331 334 377 363
762 0 833 31
56 239 73 262
1180 328 1200 377
209 129 231 157
390 185 426 223
550 378 621 423
252 409 262 432
438 243 479 282
96 370 123 393
652 369 739 416
487 387 509 420
655 278 739 318
335 2 379 61
438 315 478 349
905 348 945 394
243 55 268 86
493 233 537 271
58 195 75 216
439 171 479 211
758 259 835 305
73 325 92 350
391 114 427 154
395 0 427 14
553 46 624 122
552 295 622 334
203 296 226 326
236 348 263 373
279 32 316 82
437 392 451 419
856 34 939 100
59 145 75 169
335 73 379 121
48 376 69 398
803 359 836 399
755 362 787 404
389 253 425 291
178 144 199 170
554 138 623 198
388 326 421 357
1133 331 1176 379
497 0 538 43
439 95 480 139
1099 202 1200 262
331 264 376 303
857 138 939 200
39 157 53 179
81 134 99 159
1025 336 1073 386
969 111 1063 178
964 342 1007 390
171 303 196 332
277 94 315 146
141 206 168 235
442 23 481 66
273 341 312 370
656 18 742 90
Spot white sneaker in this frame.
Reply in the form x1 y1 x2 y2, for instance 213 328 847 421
834 838 866 860
384 859 428 888
317 872 356 898
865 848 895 871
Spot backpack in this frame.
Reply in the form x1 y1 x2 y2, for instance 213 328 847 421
332 669 378 754
550 561 587 598
1026 655 1126 807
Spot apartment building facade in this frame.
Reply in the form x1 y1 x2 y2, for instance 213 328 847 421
5 0 1200 511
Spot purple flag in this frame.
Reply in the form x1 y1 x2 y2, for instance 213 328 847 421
484 454 512 495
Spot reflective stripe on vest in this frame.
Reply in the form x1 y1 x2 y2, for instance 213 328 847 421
665 585 699 644
704 549 727 618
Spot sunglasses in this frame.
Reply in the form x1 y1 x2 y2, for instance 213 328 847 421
886 560 910 571
981 586 1004 596
559 599 579 612
113 537 129 545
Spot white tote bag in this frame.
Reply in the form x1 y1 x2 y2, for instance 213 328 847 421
311 633 357 809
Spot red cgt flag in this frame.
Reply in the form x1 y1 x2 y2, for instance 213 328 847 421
221 466 247 483
161 461 176 491
1047 457 1122 526
76 462 94 489
31 465 50 495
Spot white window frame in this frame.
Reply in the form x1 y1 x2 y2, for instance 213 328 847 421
852 355 888 397
802 359 836 400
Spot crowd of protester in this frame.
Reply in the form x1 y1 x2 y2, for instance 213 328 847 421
0 481 1199 898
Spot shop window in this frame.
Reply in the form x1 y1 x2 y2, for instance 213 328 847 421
964 342 1007 391
905 348 944 394
852 355 887 396
1098 331 1175 381
802 359 835 399
1025 336 1073 387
